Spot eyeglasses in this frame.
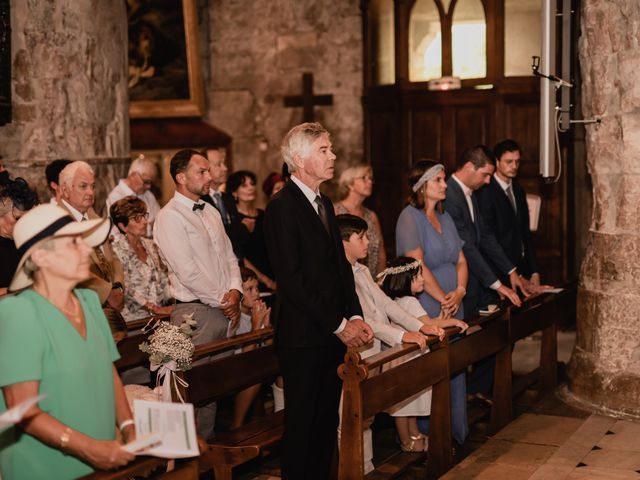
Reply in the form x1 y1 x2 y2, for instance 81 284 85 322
129 212 149 222
135 172 154 186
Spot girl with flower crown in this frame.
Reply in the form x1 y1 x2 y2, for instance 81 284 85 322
379 256 468 452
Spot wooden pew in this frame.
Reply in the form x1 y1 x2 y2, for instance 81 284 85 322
115 331 151 373
115 315 169 375
124 315 155 332
181 328 281 480
447 288 576 434
338 288 576 479
339 335 451 480
509 286 576 394
446 308 513 435
79 457 199 480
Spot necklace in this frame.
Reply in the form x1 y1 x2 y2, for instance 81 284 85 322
33 286 83 324
59 295 82 322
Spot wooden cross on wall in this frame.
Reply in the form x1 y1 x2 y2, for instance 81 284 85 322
283 72 333 122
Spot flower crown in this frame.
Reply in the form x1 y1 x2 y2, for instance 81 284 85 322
376 258 422 283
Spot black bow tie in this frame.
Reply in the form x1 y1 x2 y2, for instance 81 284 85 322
192 203 205 211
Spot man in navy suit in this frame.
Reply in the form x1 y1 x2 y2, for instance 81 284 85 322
444 145 533 398
201 148 245 260
476 139 541 287
444 145 530 318
264 123 373 479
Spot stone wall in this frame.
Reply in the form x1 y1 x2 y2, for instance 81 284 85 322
0 1 130 210
568 0 640 416
205 0 364 203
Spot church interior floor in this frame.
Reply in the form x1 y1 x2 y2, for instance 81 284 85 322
230 328 640 480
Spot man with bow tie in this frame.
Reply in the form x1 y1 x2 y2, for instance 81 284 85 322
154 150 243 437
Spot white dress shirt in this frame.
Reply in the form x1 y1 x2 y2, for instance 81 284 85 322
153 191 242 307
290 174 362 334
352 262 424 359
493 173 511 195
494 174 515 208
290 174 321 214
61 199 89 221
106 179 161 237
494 174 524 256
450 175 506 290
451 174 475 222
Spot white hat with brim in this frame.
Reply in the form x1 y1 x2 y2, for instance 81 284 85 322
9 204 111 292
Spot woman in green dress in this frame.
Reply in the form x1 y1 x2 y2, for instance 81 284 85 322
0 204 136 479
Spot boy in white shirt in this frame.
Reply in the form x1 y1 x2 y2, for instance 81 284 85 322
338 214 445 472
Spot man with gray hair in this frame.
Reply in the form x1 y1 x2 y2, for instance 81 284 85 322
264 122 373 479
106 155 161 237
59 161 125 311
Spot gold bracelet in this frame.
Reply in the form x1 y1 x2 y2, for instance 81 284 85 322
60 426 72 449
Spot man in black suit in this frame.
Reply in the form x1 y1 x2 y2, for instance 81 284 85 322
444 145 529 318
201 148 246 260
264 122 374 479
476 139 541 287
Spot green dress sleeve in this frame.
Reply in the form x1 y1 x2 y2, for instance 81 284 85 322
77 289 120 363
0 295 46 387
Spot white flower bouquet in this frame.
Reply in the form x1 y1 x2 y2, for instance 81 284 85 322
139 314 196 402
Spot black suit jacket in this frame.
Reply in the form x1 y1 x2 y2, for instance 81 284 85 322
202 191 247 260
264 180 363 348
444 177 515 316
476 177 539 282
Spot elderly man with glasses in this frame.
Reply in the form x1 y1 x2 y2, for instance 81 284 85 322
106 155 161 237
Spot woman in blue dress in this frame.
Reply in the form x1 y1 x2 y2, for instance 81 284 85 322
395 159 469 444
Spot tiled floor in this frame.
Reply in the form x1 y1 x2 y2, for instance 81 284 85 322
445 414 640 479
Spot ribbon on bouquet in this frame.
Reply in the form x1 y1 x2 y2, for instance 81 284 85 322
151 360 189 403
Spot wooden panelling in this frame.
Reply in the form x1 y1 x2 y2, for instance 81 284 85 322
411 108 442 162
503 100 541 175
367 110 404 253
454 106 489 161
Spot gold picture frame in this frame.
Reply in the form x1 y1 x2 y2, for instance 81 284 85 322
127 0 204 119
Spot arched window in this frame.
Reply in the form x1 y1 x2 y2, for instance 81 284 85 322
451 0 486 79
368 0 541 85
370 0 395 85
409 0 442 82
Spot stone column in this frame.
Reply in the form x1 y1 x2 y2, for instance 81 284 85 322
568 1 640 416
0 1 129 210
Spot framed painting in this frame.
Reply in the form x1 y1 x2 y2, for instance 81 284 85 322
127 0 204 118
